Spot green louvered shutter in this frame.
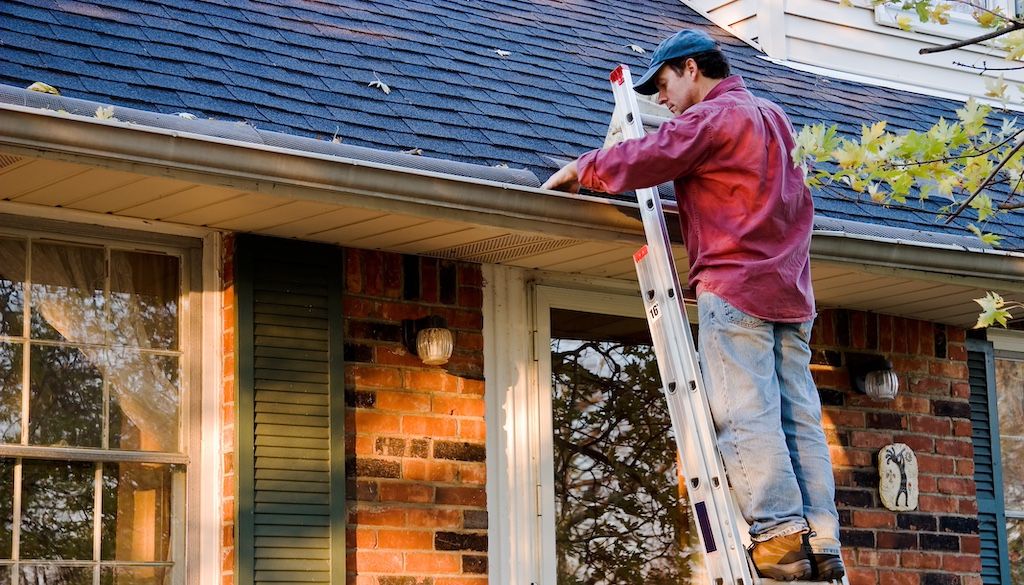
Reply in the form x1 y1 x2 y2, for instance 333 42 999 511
967 339 1011 585
237 236 346 585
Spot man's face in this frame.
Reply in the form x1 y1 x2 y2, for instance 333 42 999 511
655 60 698 116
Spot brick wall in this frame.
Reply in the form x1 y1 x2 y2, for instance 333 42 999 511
344 249 486 585
811 309 981 585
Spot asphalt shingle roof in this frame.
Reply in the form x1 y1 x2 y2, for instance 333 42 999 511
1 0 1022 248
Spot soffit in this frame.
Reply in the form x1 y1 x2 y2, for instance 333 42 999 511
0 152 1016 329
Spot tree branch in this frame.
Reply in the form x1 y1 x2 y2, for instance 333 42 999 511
920 21 1024 55
945 138 1024 223
998 200 1024 209
952 59 1024 71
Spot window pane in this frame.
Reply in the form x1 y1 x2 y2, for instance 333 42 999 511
20 460 94 560
0 344 21 444
29 345 102 448
19 565 92 585
1009 518 1023 585
0 461 12 559
101 565 172 585
0 238 25 337
996 358 1024 438
109 252 178 351
108 353 180 453
101 463 174 562
30 243 105 345
551 309 699 585
1003 437 1024 510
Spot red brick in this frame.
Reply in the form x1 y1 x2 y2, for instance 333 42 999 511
929 360 968 379
355 550 403 573
917 475 936 493
818 311 837 346
877 570 920 585
458 286 483 309
935 439 972 458
894 395 931 413
448 309 483 330
350 506 406 527
345 252 362 293
853 510 896 529
955 459 975 476
403 415 458 437
378 529 434 550
403 459 457 482
375 347 423 368
405 369 459 393
458 264 483 287
353 411 402 434
847 568 877 585
383 253 402 298
379 482 434 504
350 365 402 389
947 343 967 362
891 435 932 455
355 435 376 455
404 552 461 573
909 415 950 435
942 554 981 572
900 551 942 569
878 314 894 352
959 498 978 515
909 377 951 396
850 431 893 449
376 390 431 413
961 535 981 554
456 331 484 352
406 509 463 529
351 527 377 548
829 446 873 467
919 322 936 357
822 408 865 428
458 462 487 485
951 381 970 399
459 419 486 441
893 318 909 354
436 486 486 507
953 419 972 437
918 494 958 513
434 579 488 585
343 297 380 319
891 356 929 376
432 395 485 417
421 258 439 303
380 300 423 321
851 311 868 349
812 368 851 391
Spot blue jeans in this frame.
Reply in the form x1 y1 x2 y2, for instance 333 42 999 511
697 292 841 555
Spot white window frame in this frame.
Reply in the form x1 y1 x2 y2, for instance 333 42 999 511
0 214 221 585
485 265 698 585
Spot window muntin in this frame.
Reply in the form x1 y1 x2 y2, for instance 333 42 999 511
0 235 187 584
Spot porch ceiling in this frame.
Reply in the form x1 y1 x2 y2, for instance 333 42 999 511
0 152 1018 329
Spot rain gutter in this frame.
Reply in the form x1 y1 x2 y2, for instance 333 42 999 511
1 102 1024 288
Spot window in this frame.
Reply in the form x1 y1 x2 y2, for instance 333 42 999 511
875 0 1017 40
0 235 189 585
993 347 1024 584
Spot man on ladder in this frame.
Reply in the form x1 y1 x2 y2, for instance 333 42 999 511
543 29 845 582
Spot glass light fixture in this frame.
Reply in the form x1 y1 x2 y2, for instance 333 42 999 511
403 315 454 366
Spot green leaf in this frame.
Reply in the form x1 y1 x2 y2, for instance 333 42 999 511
970 192 996 221
967 223 1003 246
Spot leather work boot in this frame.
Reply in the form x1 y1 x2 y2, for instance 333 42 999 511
808 551 846 582
802 533 846 582
749 532 812 581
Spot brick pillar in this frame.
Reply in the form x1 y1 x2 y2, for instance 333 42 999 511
812 310 981 585
221 233 237 585
345 250 486 585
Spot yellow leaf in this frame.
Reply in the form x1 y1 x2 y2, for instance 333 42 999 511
974 10 997 27
985 75 1008 100
974 291 1011 328
94 106 116 120
26 81 60 95
896 15 913 30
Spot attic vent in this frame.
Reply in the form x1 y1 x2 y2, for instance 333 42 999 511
429 234 583 264
0 155 22 170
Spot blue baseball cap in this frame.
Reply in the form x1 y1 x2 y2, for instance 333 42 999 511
633 29 718 95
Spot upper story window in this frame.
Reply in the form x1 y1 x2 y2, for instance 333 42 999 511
0 233 191 585
875 0 1017 40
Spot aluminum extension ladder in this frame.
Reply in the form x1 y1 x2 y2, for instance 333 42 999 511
607 64 849 585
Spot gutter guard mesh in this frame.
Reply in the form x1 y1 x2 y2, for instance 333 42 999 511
0 84 541 188
429 234 583 264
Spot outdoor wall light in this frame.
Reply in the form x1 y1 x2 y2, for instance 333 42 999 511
847 352 900 401
403 315 453 366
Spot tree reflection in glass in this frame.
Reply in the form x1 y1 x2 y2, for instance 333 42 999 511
29 244 105 345
0 460 12 559
551 309 699 585
20 460 94 560
19 565 91 585
101 462 173 564
29 345 102 448
0 238 25 338
0 344 22 444
109 251 178 352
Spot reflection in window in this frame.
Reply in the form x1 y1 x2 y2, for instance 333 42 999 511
0 237 185 584
995 356 1024 584
551 309 700 585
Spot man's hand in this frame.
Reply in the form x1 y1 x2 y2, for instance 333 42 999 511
542 160 580 193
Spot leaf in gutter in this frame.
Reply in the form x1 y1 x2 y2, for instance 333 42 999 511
94 105 117 120
332 126 343 143
627 44 646 54
174 112 197 120
26 81 60 95
493 163 509 168
368 72 391 95
402 147 423 155
493 48 511 57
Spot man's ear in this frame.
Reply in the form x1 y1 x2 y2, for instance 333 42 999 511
686 58 699 80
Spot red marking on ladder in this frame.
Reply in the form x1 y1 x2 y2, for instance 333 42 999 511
633 245 648 263
610 65 628 85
